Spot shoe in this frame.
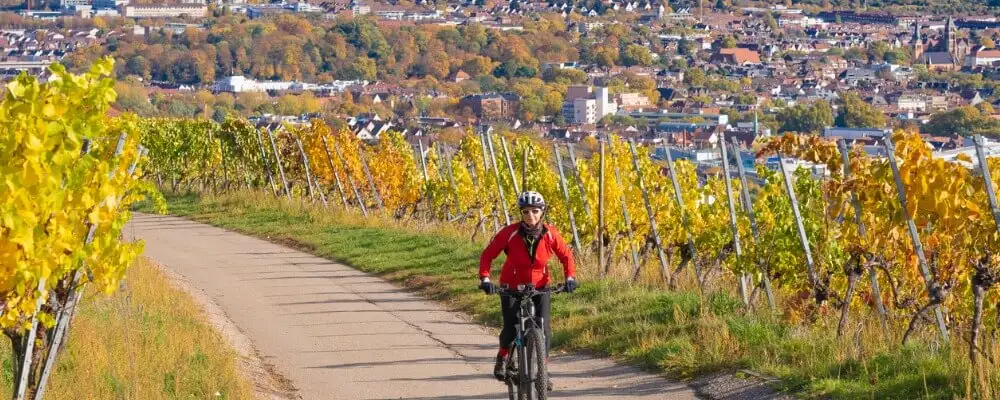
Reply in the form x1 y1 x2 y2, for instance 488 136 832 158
493 356 506 381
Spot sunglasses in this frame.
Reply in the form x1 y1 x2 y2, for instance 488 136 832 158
521 208 543 215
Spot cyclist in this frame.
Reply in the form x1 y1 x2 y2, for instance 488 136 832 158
478 191 578 389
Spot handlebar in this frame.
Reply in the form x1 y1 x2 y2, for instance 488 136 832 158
493 283 567 296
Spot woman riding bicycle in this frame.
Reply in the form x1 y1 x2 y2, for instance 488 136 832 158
478 191 578 388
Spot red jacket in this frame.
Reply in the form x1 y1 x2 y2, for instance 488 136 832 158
479 223 576 288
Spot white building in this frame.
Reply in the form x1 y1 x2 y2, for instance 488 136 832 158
122 3 207 18
212 75 366 93
821 127 890 140
969 49 1000 66
896 94 927 112
562 86 616 124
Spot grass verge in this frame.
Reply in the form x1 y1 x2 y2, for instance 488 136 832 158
141 190 991 399
0 257 253 400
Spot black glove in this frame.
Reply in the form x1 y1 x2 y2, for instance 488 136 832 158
480 278 496 295
565 277 578 293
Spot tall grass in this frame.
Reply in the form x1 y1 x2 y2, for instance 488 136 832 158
0 258 253 399
145 190 1000 399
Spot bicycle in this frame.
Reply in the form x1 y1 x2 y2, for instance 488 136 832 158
493 283 565 400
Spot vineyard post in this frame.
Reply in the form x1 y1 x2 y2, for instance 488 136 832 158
441 145 461 221
719 132 750 307
598 141 607 276
971 135 1000 362
730 139 776 310
220 141 229 192
610 140 641 281
433 146 452 219
357 142 383 211
332 138 367 217
293 137 316 202
466 161 489 238
33 134 129 400
265 128 292 200
477 134 502 232
484 132 511 224
883 135 950 343
776 153 823 304
628 140 672 285
319 135 350 210
521 145 529 191
663 145 701 286
500 136 521 193
838 140 889 337
417 141 433 219
554 143 583 251
974 135 1000 235
567 144 593 220
254 128 279 196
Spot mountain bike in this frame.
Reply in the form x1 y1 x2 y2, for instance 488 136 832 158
494 283 565 400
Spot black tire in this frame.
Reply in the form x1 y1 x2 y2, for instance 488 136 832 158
525 328 548 400
506 349 517 400
517 340 530 400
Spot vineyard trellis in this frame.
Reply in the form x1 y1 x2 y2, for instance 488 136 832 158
135 118 1000 394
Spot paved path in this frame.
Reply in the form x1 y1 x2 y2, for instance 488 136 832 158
129 213 700 400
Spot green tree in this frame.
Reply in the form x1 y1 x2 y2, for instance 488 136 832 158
684 68 707 86
721 35 737 49
836 93 886 128
777 101 834 133
923 106 1000 137
622 44 654 67
344 56 377 80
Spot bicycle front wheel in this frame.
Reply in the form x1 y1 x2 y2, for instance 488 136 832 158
525 328 548 400
506 349 517 400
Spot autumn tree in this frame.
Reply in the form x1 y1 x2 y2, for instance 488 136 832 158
622 44 654 67
835 92 886 128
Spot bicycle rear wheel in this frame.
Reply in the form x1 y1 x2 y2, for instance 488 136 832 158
525 328 548 400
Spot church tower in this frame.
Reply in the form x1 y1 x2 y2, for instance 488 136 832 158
945 16 957 59
912 22 923 60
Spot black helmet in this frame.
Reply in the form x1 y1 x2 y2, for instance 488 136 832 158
517 191 546 209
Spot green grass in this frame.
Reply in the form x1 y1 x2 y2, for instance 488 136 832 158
139 191 990 399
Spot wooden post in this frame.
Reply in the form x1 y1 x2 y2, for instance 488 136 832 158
610 140 641 281
484 132 511 224
663 145 701 284
332 138 367 217
730 139 776 310
777 153 822 303
434 146 452 219
521 145 529 192
500 136 521 193
838 139 889 336
598 141 607 276
294 137 316 202
883 135 949 342
567 144 593 220
357 142 384 211
441 145 461 218
254 127 279 195
265 128 292 200
320 135 350 209
719 132 750 307
417 141 433 218
628 139 672 285
974 135 1000 235
554 143 583 251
